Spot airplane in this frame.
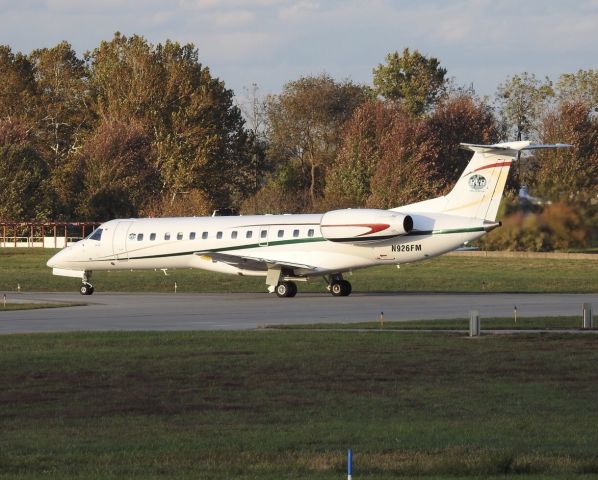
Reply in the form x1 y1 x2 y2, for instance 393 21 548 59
519 185 552 207
47 141 569 297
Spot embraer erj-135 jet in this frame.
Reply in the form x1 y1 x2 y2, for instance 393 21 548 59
47 141 568 297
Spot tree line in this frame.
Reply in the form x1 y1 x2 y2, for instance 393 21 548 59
1 35 596 249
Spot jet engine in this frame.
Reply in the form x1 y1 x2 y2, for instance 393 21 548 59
320 209 413 244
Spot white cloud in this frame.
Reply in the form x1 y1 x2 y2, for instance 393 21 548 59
278 0 319 20
0 0 597 97
211 9 255 27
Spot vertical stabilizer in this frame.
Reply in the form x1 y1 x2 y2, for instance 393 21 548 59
443 141 570 221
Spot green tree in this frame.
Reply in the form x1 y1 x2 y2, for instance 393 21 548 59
264 73 369 209
29 41 89 168
496 72 554 142
28 42 91 218
373 48 447 116
556 69 598 111
0 119 51 220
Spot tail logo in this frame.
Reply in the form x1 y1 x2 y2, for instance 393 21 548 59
468 174 487 191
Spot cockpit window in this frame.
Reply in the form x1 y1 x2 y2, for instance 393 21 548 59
88 228 102 241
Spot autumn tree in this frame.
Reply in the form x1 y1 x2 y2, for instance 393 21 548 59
323 93 499 210
533 101 598 204
426 93 501 192
366 113 440 209
85 33 252 210
0 45 36 120
322 100 400 208
75 120 155 220
263 73 369 210
373 48 447 116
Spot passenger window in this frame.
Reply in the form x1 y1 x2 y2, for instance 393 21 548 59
246 231 253 239
88 228 102 241
128 233 136 240
308 229 314 237
150 233 156 241
231 231 238 239
277 229 284 238
260 230 267 239
165 233 171 240
293 229 299 238
137 233 144 241
216 231 223 239
202 232 208 239
190 232 196 240
177 232 183 240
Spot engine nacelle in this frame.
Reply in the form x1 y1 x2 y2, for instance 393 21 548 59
320 209 413 244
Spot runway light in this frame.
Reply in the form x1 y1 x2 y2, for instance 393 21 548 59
347 449 353 480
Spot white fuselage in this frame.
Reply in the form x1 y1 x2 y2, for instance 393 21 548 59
47 212 490 278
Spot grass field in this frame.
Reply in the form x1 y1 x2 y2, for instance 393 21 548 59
270 316 589 330
2 330 598 479
1 248 597 294
0 302 83 311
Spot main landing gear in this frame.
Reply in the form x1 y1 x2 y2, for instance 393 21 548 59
268 269 353 298
275 281 297 298
327 274 352 297
80 271 94 295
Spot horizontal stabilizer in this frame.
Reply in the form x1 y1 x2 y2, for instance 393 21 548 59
460 141 572 153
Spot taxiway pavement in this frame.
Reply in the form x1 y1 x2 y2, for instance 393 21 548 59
1 292 596 334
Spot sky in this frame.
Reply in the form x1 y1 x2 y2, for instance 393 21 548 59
1 0 597 100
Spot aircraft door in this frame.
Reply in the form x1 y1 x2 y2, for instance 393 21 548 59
112 221 133 260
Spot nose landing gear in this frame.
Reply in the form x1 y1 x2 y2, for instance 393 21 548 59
79 271 94 295
79 283 94 295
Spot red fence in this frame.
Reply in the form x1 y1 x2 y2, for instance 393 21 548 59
0 222 100 248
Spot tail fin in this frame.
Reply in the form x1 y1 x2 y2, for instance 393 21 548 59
443 141 570 221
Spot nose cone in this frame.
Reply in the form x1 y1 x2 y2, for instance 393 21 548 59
47 251 59 268
47 249 66 268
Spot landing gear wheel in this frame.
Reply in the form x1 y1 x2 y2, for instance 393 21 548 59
276 281 297 298
80 283 94 295
330 280 352 297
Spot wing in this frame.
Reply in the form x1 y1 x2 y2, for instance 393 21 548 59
194 251 320 272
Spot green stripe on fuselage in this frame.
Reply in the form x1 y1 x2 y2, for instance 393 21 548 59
100 226 485 262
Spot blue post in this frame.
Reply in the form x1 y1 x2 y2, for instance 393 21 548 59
347 448 353 480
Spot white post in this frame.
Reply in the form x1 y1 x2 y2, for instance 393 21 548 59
583 303 593 329
469 310 480 336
